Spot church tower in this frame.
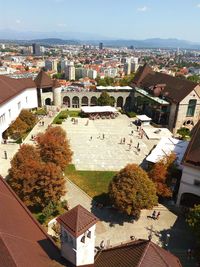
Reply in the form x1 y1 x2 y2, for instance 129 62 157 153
57 205 98 266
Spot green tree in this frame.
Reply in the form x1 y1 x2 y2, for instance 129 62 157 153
109 164 157 218
187 75 200 83
177 127 191 140
187 205 200 261
36 126 73 171
97 92 115 106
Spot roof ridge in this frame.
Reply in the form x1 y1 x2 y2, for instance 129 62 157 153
150 242 174 267
137 240 151 267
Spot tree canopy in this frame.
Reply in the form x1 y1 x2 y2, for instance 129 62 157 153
108 164 157 218
97 91 115 106
36 126 73 171
148 153 177 198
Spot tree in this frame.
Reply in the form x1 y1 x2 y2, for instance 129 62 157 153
8 144 42 207
187 205 200 261
36 126 72 171
148 153 177 198
108 164 157 218
177 127 191 140
8 144 66 209
7 117 29 139
97 92 115 106
19 109 36 130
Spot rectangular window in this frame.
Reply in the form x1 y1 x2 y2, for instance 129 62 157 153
17 101 21 110
0 113 5 125
26 96 28 103
186 99 197 117
8 109 11 118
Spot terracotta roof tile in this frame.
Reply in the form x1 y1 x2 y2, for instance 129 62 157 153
182 121 200 168
133 64 198 103
0 76 35 105
0 176 65 267
34 70 59 89
57 205 98 238
94 240 182 267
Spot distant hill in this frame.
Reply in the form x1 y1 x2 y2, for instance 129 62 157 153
0 28 200 49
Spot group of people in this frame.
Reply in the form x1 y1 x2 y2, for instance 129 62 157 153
151 210 161 220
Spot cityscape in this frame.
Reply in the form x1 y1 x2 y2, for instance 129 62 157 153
0 1 200 267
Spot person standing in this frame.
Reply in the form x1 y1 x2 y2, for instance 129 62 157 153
4 151 7 160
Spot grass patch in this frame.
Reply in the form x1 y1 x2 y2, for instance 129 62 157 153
52 110 81 124
64 164 116 199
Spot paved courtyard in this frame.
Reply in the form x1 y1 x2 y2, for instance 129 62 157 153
62 114 158 171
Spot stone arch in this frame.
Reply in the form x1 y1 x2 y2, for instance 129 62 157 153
180 192 200 207
117 96 123 108
63 96 70 107
81 96 89 106
45 98 51 105
72 96 79 108
124 96 132 111
90 96 98 106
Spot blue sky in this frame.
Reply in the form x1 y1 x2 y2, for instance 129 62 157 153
0 0 200 41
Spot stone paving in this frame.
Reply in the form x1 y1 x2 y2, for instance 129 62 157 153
62 114 158 171
0 112 197 266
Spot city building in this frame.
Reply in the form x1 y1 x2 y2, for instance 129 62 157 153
32 43 41 56
45 59 58 72
133 64 200 133
99 42 103 50
176 121 200 206
65 65 75 81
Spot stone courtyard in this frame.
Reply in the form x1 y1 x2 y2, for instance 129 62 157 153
62 114 158 171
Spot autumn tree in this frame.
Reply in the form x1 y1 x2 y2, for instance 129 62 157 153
19 109 36 130
8 144 66 210
97 91 115 106
148 153 177 198
8 144 42 207
36 126 72 171
108 164 157 218
7 117 28 139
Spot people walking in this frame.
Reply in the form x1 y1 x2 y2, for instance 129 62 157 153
152 210 156 219
4 151 7 160
156 211 160 220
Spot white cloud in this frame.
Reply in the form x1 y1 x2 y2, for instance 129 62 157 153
197 3 200 8
57 23 67 28
137 6 148 12
16 19 21 24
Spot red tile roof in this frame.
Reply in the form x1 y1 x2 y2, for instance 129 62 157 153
0 76 35 105
182 121 200 169
57 205 98 238
133 64 198 103
0 176 65 267
94 240 182 267
34 70 59 89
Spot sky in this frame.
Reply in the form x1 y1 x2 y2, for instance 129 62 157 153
0 0 200 41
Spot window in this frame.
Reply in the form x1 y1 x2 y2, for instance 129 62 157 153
17 101 21 110
186 99 197 117
8 109 11 118
0 113 5 125
26 96 28 103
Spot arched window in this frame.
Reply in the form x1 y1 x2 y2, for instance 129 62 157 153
186 99 197 117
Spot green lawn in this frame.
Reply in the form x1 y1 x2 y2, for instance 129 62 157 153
64 164 116 199
53 110 81 124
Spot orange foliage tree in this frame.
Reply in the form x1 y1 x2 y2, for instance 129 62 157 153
8 144 66 209
36 126 72 171
148 153 177 198
109 164 158 218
